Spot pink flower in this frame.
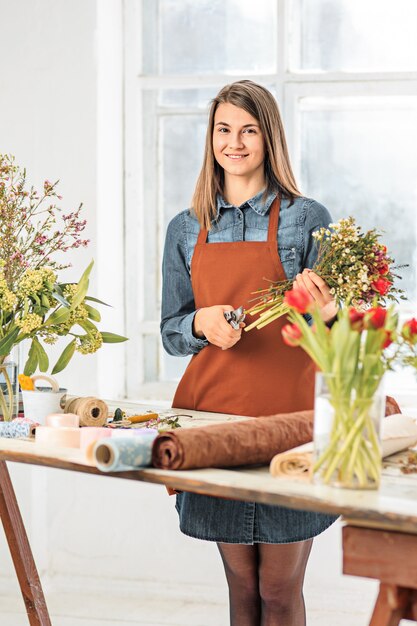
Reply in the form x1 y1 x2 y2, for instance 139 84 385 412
284 287 314 314
282 323 303 347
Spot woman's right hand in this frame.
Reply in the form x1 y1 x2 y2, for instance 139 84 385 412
193 305 244 350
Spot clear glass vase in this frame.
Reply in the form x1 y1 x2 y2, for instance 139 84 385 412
0 360 19 422
313 372 385 489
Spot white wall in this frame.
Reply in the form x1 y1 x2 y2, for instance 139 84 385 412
0 0 355 618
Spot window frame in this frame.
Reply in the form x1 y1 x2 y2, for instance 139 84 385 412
123 0 417 399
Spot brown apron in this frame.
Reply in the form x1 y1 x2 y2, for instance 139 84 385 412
172 197 315 417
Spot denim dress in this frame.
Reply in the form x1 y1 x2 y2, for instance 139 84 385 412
161 190 338 544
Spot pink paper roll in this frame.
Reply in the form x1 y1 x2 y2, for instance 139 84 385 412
80 427 111 449
45 413 80 428
35 426 81 448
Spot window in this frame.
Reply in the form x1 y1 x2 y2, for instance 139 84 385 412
124 0 417 398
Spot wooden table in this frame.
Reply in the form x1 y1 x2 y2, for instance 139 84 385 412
1 405 417 626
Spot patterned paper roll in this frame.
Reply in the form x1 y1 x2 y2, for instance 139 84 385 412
45 413 80 428
35 426 81 448
93 433 158 472
65 396 109 427
80 426 111 449
0 418 38 439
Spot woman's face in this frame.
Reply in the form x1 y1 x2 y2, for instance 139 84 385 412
212 102 265 182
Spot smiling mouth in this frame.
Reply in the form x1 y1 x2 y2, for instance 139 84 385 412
225 154 248 160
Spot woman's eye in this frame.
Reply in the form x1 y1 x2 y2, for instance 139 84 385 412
218 127 229 133
244 128 256 134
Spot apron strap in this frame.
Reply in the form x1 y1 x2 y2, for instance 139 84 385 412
267 196 281 243
196 194 281 245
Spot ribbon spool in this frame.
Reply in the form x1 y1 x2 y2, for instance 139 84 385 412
65 396 109 427
36 426 81 448
45 413 80 428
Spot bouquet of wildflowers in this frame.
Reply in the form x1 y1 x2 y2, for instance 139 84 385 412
282 286 398 488
0 153 127 380
245 217 405 331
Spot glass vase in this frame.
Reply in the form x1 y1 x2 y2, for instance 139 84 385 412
0 360 19 422
313 372 385 489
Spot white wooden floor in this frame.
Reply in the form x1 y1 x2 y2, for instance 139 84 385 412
2 578 414 626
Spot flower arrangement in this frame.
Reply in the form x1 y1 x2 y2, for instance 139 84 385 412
0 154 127 419
245 216 405 331
282 286 397 488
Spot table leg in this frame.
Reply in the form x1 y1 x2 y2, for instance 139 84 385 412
369 584 410 626
0 460 51 625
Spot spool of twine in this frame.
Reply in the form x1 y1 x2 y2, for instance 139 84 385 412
64 396 109 427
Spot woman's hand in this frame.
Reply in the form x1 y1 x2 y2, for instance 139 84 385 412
193 305 245 349
294 269 338 323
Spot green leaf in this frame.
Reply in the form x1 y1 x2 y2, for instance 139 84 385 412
85 304 101 322
24 339 39 376
43 307 71 327
101 331 128 343
51 339 76 374
85 295 111 307
52 291 70 307
70 260 94 309
33 337 49 372
77 319 98 334
0 328 20 357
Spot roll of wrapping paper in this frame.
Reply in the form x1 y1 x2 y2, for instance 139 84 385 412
45 413 80 428
0 418 39 439
93 433 158 472
269 414 417 480
152 411 315 470
35 426 81 448
65 396 109 427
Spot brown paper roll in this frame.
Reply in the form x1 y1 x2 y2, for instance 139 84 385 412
152 411 314 470
65 396 109 427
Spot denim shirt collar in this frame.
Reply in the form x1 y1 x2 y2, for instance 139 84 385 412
215 189 278 218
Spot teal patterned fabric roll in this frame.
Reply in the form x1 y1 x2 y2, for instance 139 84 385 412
93 432 158 472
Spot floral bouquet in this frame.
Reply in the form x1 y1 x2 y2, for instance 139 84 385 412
282 286 397 489
0 154 127 420
245 216 405 331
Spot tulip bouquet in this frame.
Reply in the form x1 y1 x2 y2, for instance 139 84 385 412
245 217 404 332
282 286 397 488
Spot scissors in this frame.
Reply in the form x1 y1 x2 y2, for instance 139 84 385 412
224 306 246 330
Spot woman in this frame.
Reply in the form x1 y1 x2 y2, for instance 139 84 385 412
161 80 337 626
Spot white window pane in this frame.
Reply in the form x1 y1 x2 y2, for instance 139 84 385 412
292 0 417 72
158 0 277 75
161 114 207 227
160 87 220 108
299 96 417 301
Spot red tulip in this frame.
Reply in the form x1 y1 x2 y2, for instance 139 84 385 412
382 330 393 349
348 308 365 331
284 287 314 314
282 323 302 347
402 318 417 343
365 307 387 329
371 276 391 296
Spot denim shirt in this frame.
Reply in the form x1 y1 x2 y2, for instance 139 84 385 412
161 190 332 357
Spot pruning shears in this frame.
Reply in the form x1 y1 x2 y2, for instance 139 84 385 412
224 306 246 330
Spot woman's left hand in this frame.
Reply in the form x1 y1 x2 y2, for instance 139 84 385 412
294 269 338 323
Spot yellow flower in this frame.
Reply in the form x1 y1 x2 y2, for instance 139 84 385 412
18 374 35 390
17 270 43 297
76 329 103 354
16 313 43 334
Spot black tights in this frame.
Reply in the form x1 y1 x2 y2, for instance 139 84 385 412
217 540 312 626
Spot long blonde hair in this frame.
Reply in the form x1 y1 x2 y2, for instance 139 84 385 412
192 80 301 230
